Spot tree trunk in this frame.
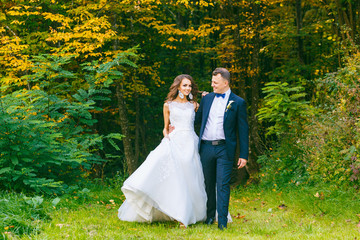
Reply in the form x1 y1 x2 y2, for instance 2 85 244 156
134 90 140 161
111 10 137 175
116 84 137 174
347 1 354 40
230 2 246 99
139 117 148 159
247 1 261 178
356 2 360 45
295 0 305 64
335 0 346 40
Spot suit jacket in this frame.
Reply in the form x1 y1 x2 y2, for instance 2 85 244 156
195 91 249 161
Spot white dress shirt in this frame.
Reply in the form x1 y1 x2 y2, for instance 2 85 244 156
202 89 231 141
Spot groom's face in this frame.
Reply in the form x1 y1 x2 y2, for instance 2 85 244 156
211 74 228 94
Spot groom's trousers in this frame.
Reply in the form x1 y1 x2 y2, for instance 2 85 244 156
200 141 233 228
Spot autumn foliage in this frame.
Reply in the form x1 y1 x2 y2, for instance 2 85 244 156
1 0 360 192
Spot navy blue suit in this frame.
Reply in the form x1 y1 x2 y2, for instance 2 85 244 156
195 91 249 228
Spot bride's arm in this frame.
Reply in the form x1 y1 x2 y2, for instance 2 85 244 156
193 102 199 112
163 102 170 137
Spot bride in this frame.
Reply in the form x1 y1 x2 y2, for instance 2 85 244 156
118 74 207 227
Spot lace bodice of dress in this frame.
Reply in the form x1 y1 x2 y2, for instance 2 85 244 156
168 101 195 131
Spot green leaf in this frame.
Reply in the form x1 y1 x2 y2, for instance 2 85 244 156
11 156 19 165
0 167 11 174
52 197 61 206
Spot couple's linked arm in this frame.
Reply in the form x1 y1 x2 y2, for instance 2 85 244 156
194 98 204 127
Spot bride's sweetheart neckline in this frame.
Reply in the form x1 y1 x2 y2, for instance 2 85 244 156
170 101 193 104
169 101 196 111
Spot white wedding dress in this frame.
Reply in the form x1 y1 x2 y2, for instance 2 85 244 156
118 101 207 227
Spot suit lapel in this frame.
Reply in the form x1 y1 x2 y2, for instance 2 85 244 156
224 92 235 123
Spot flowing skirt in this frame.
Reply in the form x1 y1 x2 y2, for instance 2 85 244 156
118 129 207 227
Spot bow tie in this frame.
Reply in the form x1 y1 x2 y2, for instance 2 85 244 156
215 93 226 98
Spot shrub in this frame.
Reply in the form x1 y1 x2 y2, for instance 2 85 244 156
0 87 121 194
257 80 314 137
257 80 314 186
300 53 360 188
258 137 309 187
258 54 360 189
0 52 135 194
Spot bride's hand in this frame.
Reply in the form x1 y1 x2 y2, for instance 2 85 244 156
163 125 175 139
163 128 168 138
201 91 209 97
168 124 175 134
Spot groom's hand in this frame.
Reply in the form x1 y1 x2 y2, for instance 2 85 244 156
237 158 247 169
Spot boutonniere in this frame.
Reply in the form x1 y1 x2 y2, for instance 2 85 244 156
225 100 234 112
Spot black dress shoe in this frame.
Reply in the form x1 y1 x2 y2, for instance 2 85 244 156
205 217 214 225
218 224 227 230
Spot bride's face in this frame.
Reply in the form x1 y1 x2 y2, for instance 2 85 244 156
178 78 192 97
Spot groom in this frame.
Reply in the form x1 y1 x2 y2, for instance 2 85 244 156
195 67 249 230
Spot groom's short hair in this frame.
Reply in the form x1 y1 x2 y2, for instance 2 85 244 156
212 68 230 83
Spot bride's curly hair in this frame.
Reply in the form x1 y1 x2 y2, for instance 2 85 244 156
166 74 198 102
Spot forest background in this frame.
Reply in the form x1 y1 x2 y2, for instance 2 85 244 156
1 0 360 238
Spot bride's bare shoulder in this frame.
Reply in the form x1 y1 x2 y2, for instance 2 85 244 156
163 101 170 109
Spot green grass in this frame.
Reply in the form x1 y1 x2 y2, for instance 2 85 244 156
3 184 360 239
0 192 50 238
